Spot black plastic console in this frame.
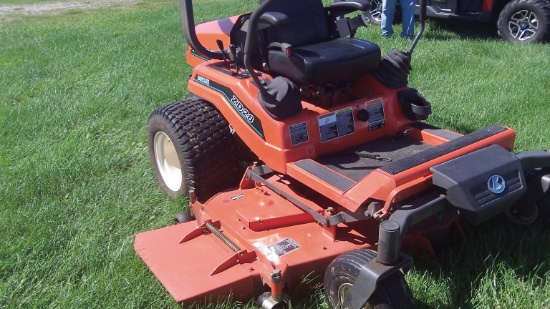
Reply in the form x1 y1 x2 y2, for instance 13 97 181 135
431 144 526 224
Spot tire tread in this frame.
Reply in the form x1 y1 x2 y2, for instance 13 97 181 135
497 0 550 42
148 98 244 201
324 249 413 309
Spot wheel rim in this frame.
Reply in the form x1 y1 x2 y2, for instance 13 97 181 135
337 283 371 309
154 131 182 192
508 9 539 41
370 0 382 22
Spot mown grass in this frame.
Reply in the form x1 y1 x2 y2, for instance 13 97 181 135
1 0 549 308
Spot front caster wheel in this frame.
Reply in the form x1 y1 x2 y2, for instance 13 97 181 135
324 249 413 309
505 203 539 226
174 210 195 224
256 292 287 309
539 198 550 222
505 169 550 226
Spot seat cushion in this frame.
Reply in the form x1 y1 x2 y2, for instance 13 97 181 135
267 38 381 86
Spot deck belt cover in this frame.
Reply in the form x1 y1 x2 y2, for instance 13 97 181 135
380 125 507 175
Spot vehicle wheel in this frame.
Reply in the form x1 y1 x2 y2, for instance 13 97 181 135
147 98 245 201
363 1 402 25
324 249 414 309
537 194 550 222
174 210 195 224
256 292 287 309
505 202 539 226
363 0 383 24
497 0 550 42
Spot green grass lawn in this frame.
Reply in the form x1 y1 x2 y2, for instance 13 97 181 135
1 0 549 308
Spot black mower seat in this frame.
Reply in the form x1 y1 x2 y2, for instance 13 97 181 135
258 0 381 86
268 38 381 86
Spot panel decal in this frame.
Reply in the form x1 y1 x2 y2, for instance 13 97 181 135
318 107 355 143
194 74 265 139
365 99 385 131
253 237 301 263
230 193 244 201
268 237 301 256
289 122 309 146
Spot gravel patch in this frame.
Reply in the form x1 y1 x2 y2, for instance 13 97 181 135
0 0 140 18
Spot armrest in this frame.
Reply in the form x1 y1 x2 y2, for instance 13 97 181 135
327 0 370 16
258 12 290 30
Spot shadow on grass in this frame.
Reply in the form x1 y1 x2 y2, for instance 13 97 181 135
412 215 550 308
423 18 499 41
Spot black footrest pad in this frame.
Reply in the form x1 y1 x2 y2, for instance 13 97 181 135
380 125 507 175
293 159 356 191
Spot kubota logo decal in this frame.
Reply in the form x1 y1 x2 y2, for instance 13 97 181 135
196 75 210 86
487 174 506 194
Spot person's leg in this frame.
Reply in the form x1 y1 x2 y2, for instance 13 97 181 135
381 0 397 36
400 0 415 38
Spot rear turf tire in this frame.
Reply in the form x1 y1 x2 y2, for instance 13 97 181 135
498 0 550 42
324 249 413 309
147 98 244 202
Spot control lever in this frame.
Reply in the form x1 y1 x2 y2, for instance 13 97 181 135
229 44 239 74
216 39 228 66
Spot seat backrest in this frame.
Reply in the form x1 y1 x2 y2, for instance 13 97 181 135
261 0 330 47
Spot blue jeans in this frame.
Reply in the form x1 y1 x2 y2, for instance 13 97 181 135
381 0 415 37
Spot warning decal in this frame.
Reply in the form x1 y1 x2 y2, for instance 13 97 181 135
289 122 309 146
253 238 301 262
366 100 385 131
268 237 301 257
318 107 355 143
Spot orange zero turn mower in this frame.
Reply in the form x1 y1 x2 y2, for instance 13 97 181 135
134 0 550 308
